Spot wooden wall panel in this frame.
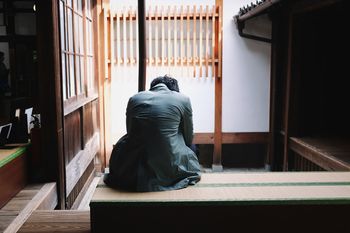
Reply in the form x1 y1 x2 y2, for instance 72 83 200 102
64 111 82 165
65 133 99 199
83 100 99 144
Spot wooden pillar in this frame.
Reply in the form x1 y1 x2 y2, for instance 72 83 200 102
36 0 65 209
212 0 223 172
138 0 146 91
282 13 294 171
266 12 279 171
95 0 106 171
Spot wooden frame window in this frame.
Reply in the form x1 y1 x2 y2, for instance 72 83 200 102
59 0 95 104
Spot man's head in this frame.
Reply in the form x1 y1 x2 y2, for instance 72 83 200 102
150 75 179 92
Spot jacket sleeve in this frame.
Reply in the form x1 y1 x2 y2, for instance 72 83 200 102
182 97 194 147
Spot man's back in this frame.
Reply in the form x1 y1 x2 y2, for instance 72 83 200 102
105 83 201 191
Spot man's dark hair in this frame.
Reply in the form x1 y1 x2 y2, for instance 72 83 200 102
150 75 179 92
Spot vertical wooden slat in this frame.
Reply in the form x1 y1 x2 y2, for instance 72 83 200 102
180 6 184 76
103 9 108 79
116 10 121 65
161 6 165 67
135 6 139 65
186 5 190 77
205 5 209 77
173 6 177 68
148 6 152 65
199 5 203 77
211 5 215 78
167 6 171 68
217 5 222 79
129 7 134 64
123 8 127 64
155 6 159 66
192 6 197 77
110 10 114 65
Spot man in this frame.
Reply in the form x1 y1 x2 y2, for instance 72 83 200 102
104 75 201 191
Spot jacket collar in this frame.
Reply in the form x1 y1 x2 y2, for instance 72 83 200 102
150 83 170 92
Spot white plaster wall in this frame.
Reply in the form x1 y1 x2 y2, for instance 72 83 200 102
222 0 271 132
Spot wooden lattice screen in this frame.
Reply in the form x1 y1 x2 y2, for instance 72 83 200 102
103 5 221 78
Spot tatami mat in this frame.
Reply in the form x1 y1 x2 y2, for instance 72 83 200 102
92 172 350 204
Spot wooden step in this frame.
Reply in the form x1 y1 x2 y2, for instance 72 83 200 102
19 210 90 233
90 172 350 232
0 183 57 233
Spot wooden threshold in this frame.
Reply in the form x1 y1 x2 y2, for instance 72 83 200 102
0 182 57 233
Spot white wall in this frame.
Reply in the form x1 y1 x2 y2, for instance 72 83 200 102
109 0 271 143
222 0 271 132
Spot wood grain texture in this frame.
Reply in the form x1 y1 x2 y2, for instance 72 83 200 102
66 133 99 196
19 210 90 233
193 133 269 144
2 183 56 233
289 137 350 171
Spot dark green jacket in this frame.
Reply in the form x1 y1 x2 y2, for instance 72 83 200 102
104 83 201 191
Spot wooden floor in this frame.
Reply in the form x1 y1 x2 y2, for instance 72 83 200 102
0 182 57 233
0 174 100 233
19 210 90 233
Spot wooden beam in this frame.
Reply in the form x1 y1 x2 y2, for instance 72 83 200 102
222 133 269 144
193 133 269 145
